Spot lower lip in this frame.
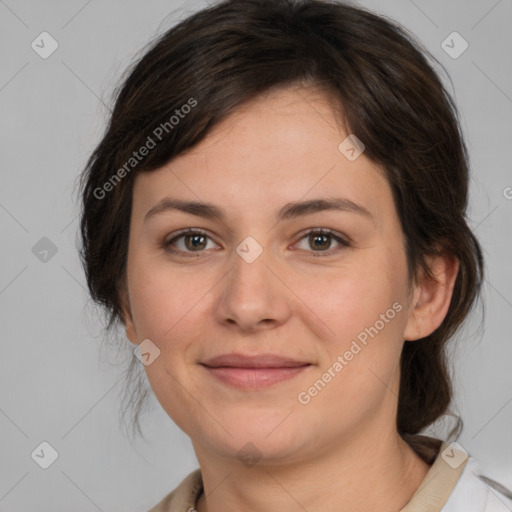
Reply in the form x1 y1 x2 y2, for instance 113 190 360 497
202 365 310 389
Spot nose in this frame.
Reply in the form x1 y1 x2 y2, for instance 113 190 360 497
213 243 292 333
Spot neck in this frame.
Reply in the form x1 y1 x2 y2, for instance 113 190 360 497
194 429 431 512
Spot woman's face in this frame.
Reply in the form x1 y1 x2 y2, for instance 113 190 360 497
123 85 420 465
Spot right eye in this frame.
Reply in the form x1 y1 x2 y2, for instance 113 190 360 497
163 228 220 256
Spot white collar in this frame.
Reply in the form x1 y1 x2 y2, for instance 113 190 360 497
442 456 512 512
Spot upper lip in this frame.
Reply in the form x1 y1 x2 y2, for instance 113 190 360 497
201 353 311 368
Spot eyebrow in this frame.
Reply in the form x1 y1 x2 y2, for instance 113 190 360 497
143 197 374 224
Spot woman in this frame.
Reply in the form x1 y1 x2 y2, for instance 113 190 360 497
78 0 512 510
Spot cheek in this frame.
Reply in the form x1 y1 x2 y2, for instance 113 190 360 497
127 256 211 341
126 263 211 430
302 256 408 392
298 281 406 429
305 261 406 344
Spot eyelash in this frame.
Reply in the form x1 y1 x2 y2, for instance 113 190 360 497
162 228 350 258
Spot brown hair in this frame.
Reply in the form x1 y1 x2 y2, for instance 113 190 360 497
78 0 483 457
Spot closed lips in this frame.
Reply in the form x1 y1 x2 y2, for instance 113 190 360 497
201 353 311 368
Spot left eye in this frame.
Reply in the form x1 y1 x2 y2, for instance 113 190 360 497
294 229 349 255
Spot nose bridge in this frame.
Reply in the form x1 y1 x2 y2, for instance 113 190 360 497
214 237 290 330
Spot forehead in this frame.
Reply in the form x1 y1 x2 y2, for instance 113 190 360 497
131 86 393 224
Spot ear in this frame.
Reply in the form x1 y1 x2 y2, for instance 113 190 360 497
119 282 138 345
403 252 459 341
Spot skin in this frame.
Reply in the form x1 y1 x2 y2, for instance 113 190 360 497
121 84 459 512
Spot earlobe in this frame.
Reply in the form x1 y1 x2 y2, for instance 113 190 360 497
403 253 459 341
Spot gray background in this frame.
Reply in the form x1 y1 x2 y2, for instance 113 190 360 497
1 0 511 510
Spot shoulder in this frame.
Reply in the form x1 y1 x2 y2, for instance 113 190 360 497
147 469 203 512
401 439 512 512
443 457 512 512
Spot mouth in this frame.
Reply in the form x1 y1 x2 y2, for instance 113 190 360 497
200 353 312 390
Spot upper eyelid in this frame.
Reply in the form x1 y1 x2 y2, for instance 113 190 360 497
165 228 218 245
296 227 348 241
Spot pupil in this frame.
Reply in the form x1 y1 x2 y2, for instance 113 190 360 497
310 233 330 250
186 234 206 250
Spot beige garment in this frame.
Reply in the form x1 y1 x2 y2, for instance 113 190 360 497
148 440 467 512
399 440 468 511
148 468 202 512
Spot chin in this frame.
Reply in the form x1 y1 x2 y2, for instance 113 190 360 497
195 415 311 464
